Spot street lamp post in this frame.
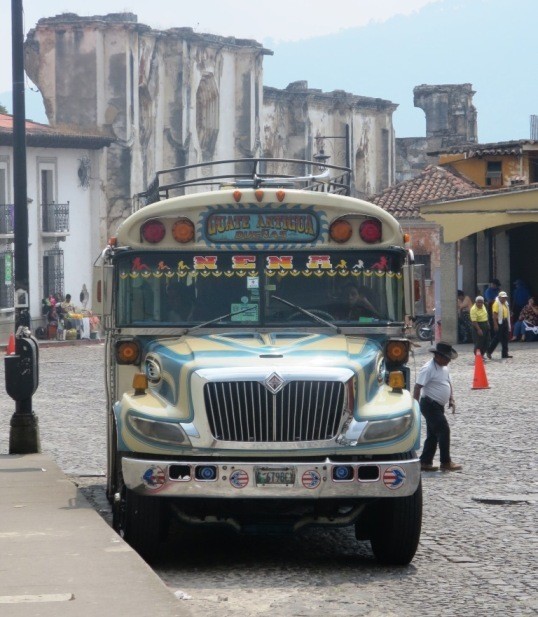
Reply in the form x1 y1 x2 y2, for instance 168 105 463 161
6 0 40 454
314 123 351 170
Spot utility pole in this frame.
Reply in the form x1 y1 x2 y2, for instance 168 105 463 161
6 0 40 453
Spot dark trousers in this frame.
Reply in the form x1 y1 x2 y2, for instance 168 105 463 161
419 397 451 465
471 321 490 355
488 321 510 357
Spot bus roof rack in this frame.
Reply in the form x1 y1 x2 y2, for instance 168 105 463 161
135 157 352 207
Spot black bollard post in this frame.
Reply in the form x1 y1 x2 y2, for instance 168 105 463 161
6 329 40 453
7 0 41 453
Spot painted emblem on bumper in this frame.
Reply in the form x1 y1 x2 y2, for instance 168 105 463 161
142 465 166 489
382 466 406 489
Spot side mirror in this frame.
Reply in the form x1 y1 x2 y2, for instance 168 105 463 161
403 262 426 319
92 263 113 317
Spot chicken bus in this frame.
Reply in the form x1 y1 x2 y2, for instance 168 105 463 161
94 158 423 564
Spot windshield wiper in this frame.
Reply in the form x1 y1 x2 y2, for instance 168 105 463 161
182 306 255 335
271 295 340 333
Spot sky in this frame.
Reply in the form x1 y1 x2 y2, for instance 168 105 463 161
1 0 536 143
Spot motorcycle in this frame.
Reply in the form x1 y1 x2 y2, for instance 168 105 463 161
414 312 435 342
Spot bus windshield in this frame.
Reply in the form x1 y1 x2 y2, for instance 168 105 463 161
115 250 406 328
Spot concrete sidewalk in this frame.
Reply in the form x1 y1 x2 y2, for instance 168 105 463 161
0 453 189 616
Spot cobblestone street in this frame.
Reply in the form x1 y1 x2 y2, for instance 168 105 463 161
1 341 537 616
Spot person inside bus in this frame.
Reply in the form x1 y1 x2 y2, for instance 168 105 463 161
166 280 195 321
342 283 379 320
130 277 154 322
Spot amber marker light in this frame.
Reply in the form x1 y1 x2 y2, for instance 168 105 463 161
132 372 148 395
329 219 353 243
172 218 195 243
385 339 410 364
108 236 117 247
141 219 166 243
115 340 141 365
359 218 382 243
233 190 242 202
388 370 405 392
255 189 264 202
276 190 286 202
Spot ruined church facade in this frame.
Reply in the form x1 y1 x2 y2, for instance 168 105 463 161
25 13 398 244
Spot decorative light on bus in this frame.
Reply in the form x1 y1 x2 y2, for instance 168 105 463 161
141 219 166 243
385 339 409 365
359 219 382 243
172 218 195 243
115 340 141 365
329 219 353 243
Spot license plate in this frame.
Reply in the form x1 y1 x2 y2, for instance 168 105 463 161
255 467 295 486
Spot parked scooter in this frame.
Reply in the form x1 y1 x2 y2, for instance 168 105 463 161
414 312 435 342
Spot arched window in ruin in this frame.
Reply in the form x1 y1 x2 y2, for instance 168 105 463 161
196 74 219 159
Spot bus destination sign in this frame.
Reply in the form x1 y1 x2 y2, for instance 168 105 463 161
205 212 319 243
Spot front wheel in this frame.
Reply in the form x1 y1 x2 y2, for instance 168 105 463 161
364 482 422 565
112 460 168 563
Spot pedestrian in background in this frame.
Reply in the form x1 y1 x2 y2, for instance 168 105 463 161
511 279 531 321
413 341 463 472
457 289 473 343
470 295 490 357
511 295 538 342
484 278 501 304
487 291 512 359
484 278 501 329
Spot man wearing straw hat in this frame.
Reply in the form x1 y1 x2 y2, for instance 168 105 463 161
413 341 463 472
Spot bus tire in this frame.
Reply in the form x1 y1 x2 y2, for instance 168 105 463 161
368 482 422 566
106 418 119 504
120 488 166 563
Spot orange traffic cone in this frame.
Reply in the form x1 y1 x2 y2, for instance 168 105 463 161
472 350 490 389
6 333 15 355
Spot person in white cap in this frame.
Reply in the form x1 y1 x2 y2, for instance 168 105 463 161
487 291 512 359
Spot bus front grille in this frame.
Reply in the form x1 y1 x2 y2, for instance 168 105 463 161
203 380 345 442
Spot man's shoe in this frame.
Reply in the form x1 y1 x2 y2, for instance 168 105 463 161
420 463 439 472
502 355 513 359
440 461 463 472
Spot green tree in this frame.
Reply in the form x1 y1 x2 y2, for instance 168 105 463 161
0 103 8 114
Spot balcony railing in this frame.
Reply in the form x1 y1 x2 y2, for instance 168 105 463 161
0 204 14 235
41 202 70 234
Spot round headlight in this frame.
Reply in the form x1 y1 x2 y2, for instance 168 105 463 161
145 355 162 384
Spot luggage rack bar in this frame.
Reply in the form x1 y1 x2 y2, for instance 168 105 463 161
135 157 352 207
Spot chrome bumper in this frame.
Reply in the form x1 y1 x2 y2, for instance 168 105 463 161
122 457 420 498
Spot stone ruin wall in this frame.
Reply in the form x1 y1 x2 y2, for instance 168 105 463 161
24 13 402 239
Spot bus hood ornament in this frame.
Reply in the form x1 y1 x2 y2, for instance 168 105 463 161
265 372 285 394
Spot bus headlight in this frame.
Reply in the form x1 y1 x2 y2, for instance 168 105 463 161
127 414 191 446
359 413 413 443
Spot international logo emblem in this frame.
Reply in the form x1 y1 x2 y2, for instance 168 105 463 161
265 372 285 394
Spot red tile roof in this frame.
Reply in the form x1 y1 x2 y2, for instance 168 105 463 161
0 113 112 148
431 140 538 157
369 165 482 218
